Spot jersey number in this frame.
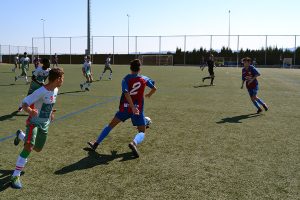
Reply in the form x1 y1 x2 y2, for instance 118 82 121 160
129 82 141 95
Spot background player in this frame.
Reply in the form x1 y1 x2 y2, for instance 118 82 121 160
241 57 269 113
11 68 64 189
99 54 112 80
80 55 93 91
88 59 157 158
52 53 58 67
12 54 20 72
15 52 30 84
201 54 216 86
17 58 51 111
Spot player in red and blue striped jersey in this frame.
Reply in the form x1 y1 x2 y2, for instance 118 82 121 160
241 57 268 113
87 59 157 157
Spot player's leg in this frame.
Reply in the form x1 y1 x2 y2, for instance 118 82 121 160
32 127 48 152
210 71 215 86
14 129 26 145
249 89 262 113
108 67 112 80
99 67 107 80
129 114 147 158
87 113 125 150
255 96 268 111
11 124 37 189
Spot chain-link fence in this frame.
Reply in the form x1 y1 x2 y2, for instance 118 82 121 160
0 44 38 63
2 35 299 66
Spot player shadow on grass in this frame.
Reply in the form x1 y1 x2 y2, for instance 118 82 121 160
54 148 136 175
193 84 212 88
58 90 85 95
0 169 24 192
0 111 28 122
216 113 261 124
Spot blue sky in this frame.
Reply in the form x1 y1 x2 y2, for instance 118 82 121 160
1 0 300 54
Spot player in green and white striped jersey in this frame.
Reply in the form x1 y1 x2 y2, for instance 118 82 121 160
11 68 64 189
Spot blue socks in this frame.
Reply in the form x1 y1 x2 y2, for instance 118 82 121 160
256 98 265 106
133 132 145 145
96 125 112 144
252 100 261 110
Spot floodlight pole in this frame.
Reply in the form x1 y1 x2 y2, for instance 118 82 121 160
41 19 46 55
87 0 91 55
228 10 231 49
127 14 130 54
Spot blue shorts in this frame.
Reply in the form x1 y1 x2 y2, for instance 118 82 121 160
115 111 147 126
247 88 258 97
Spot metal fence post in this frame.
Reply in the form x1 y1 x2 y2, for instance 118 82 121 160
159 36 161 66
135 36 138 58
70 37 72 64
237 35 240 68
294 35 296 66
184 35 186 66
112 36 115 65
265 35 267 65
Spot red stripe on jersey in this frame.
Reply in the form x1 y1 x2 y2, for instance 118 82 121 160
26 124 35 144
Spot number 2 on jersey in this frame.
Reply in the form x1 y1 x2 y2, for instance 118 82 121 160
129 82 141 95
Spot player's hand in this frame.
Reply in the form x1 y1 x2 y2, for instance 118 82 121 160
132 107 140 115
29 108 38 117
145 93 151 98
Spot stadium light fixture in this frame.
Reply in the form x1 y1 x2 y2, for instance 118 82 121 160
41 18 46 55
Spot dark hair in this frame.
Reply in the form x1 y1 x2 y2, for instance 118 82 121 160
130 59 141 72
86 55 91 60
242 57 252 62
41 58 50 68
24 52 27 55
48 67 64 82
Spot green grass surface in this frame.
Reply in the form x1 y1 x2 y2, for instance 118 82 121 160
0 63 299 199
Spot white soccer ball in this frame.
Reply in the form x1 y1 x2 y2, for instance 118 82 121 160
145 116 152 126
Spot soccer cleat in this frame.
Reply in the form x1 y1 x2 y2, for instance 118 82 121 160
87 141 98 151
128 142 139 158
80 84 83 90
17 107 23 112
14 130 22 146
202 78 204 83
263 104 269 111
257 108 263 114
99 76 102 81
11 176 22 189
15 76 17 81
85 87 90 91
109 77 112 80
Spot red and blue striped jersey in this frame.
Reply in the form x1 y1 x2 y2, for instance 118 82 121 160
119 74 155 113
242 65 260 89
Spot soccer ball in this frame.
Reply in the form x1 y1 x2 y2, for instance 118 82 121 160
145 116 152 126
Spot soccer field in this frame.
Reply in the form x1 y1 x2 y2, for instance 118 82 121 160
0 64 299 199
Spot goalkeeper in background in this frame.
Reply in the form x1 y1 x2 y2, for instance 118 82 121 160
201 54 216 86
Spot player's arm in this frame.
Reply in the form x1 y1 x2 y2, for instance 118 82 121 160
124 92 139 115
122 79 139 115
22 87 44 117
145 86 157 98
241 80 245 89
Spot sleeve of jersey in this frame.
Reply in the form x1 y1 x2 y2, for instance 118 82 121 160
142 76 155 88
122 79 129 93
252 67 260 76
22 87 45 106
